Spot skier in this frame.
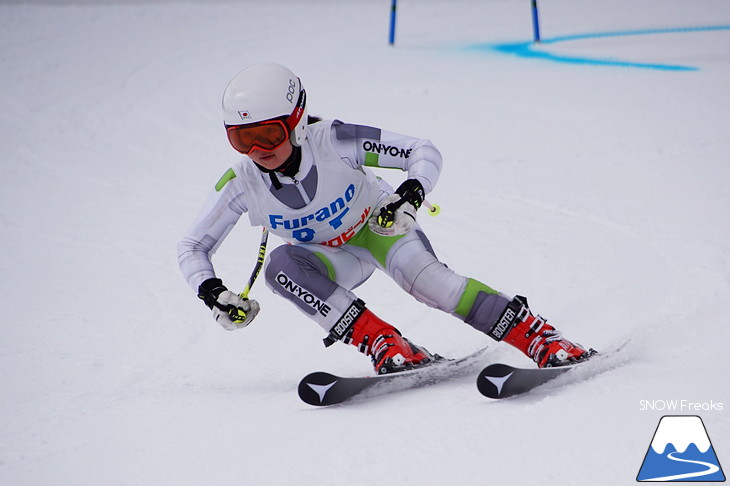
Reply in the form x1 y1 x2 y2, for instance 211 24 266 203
177 62 593 374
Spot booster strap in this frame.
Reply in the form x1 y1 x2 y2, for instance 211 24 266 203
487 295 530 341
323 299 366 347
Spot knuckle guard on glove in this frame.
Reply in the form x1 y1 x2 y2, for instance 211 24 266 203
369 194 418 236
213 291 260 330
198 278 260 331
369 179 424 236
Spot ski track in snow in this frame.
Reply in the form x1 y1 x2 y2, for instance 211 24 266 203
1 1 729 485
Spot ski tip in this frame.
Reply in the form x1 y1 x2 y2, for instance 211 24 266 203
476 363 517 399
476 362 576 399
298 372 341 406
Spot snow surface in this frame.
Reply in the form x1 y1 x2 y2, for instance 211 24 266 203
1 0 729 485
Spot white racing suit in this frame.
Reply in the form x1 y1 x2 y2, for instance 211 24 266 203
177 120 511 340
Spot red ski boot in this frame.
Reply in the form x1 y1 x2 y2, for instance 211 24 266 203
490 296 594 368
325 300 435 374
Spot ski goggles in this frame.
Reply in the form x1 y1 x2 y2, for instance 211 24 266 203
226 119 290 154
225 88 306 155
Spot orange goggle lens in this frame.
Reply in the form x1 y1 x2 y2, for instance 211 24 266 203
226 119 289 154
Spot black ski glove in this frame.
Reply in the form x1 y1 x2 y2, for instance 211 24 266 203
395 178 425 210
198 278 228 309
372 179 425 233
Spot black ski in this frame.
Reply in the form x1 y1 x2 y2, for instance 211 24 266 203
298 347 489 406
477 340 629 399
477 362 575 399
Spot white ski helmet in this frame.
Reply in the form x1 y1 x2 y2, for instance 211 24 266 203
222 63 308 147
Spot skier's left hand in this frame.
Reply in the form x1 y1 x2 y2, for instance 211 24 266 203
369 179 425 236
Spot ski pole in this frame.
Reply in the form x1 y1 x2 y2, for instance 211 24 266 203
240 227 269 299
377 197 441 228
221 227 268 323
424 199 441 216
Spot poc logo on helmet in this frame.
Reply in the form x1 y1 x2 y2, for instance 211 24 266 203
286 78 297 103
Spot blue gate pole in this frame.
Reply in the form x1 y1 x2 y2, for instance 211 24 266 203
531 0 541 43
389 0 398 45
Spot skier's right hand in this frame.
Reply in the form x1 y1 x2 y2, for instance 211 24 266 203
197 278 260 331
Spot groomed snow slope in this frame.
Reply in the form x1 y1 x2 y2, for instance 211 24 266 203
1 1 728 485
